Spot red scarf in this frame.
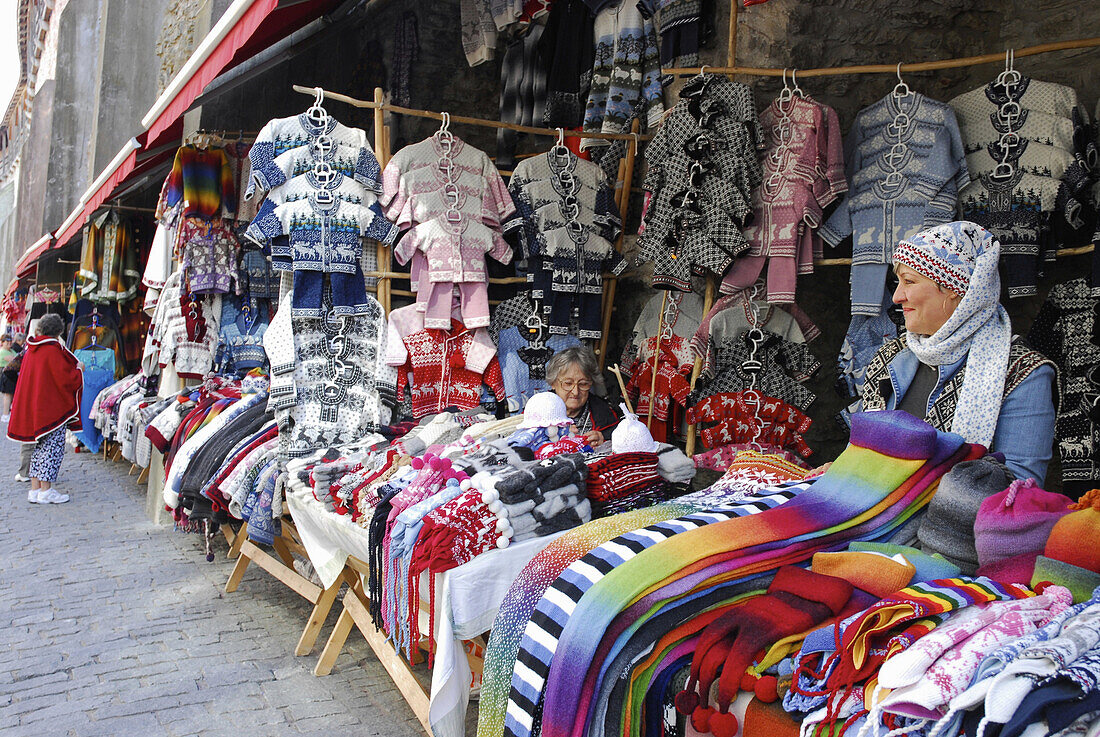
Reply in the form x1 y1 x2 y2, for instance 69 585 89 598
7 335 83 442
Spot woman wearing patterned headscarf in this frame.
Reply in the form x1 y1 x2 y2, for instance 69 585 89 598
859 221 1057 483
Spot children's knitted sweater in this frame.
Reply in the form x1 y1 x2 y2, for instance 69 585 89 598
820 92 969 315
582 2 665 144
246 114 369 200
252 139 382 196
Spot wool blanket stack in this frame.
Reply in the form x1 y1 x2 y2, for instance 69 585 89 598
501 411 981 737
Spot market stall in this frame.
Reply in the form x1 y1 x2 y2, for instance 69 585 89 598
43 2 1100 737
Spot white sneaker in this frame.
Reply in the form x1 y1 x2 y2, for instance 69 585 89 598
14 473 30 482
27 488 38 503
36 489 69 504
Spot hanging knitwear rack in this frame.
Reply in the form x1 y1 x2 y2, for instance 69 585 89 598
290 85 644 367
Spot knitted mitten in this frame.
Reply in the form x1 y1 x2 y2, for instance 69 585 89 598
675 566 853 737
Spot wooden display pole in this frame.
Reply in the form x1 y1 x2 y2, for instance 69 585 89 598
664 35 1100 78
373 86 392 313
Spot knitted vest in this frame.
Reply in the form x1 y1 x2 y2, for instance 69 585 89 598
861 334 1058 433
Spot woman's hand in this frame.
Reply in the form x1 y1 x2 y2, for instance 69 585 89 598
584 430 605 446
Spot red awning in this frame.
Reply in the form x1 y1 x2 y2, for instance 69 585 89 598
140 0 342 149
14 235 53 279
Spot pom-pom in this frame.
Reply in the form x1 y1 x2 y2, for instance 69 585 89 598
754 675 779 704
428 456 444 472
674 690 699 715
411 457 425 470
482 489 499 503
691 706 715 734
739 673 758 693
495 518 510 532
206 552 215 562
496 536 509 549
709 710 738 737
460 479 472 491
488 500 502 514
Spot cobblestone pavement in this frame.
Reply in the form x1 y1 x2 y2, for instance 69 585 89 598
0 435 427 737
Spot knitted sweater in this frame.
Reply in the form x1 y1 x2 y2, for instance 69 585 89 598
142 270 221 380
263 292 389 459
246 114 369 200
252 139 382 196
639 75 763 289
696 328 820 410
820 92 969 315
215 295 269 374
249 193 398 274
161 145 236 220
582 2 665 144
179 217 238 294
1027 278 1100 497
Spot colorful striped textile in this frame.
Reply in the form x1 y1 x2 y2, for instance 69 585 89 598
490 484 801 737
536 411 981 737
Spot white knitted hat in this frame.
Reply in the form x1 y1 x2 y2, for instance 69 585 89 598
519 392 574 429
612 403 659 453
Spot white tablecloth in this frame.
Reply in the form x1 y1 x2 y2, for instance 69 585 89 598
286 490 561 737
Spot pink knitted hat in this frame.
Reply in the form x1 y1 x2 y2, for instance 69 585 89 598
974 478 1073 580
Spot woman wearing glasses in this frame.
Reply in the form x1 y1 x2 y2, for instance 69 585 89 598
546 346 620 447
859 222 1057 484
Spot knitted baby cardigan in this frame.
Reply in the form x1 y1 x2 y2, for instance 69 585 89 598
582 2 665 143
246 114 370 200
819 92 969 315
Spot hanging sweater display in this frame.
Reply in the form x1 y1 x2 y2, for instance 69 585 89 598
142 270 222 380
383 131 516 330
619 291 704 438
951 74 1097 298
505 145 624 338
639 74 763 290
161 144 237 220
385 303 505 419
720 91 847 304
819 89 969 315
74 210 141 304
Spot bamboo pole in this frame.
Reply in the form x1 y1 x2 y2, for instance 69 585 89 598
667 35 1100 77
292 85 651 141
597 119 642 370
727 0 738 68
646 290 669 430
372 87 391 314
683 277 714 457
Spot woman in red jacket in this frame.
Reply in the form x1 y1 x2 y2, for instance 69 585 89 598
8 313 83 504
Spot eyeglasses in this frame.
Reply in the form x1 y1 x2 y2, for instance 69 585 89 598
556 379 593 392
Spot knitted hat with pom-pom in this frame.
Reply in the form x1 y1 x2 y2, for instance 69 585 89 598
973 478 1073 583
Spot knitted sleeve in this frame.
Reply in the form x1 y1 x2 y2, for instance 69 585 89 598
1025 295 1064 367
263 294 296 411
219 150 236 217
245 120 278 201
483 355 507 402
821 103 848 203
488 230 514 266
594 182 623 242
251 201 287 245
640 17 665 130
163 148 186 211
944 107 971 193
466 327 498 374
776 338 821 383
818 116 863 246
355 147 383 193
359 201 399 245
485 161 518 225
379 150 408 217
391 226 419 266
384 323 409 367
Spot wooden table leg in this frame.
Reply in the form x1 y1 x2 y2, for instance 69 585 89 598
314 605 356 676
224 549 251 593
295 570 348 656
